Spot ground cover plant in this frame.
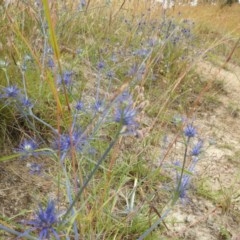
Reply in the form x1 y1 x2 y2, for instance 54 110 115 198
0 0 240 239
171 3 240 65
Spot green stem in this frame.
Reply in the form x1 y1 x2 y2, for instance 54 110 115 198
0 224 37 240
60 129 121 223
174 137 190 203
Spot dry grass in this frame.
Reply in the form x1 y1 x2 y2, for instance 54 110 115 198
1 1 240 239
171 4 240 36
169 4 240 64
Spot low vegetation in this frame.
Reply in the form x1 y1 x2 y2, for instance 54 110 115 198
0 1 239 239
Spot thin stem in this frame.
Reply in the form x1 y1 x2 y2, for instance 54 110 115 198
3 69 10 85
175 137 190 202
29 110 57 133
21 70 27 98
60 129 120 223
0 224 37 240
137 207 172 240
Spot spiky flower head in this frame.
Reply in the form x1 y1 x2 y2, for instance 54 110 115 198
27 201 59 240
106 70 115 79
57 71 73 87
174 161 191 199
92 100 104 113
16 139 38 158
97 61 105 70
75 101 84 111
177 174 191 199
116 91 133 105
47 58 55 68
2 85 20 98
28 163 42 175
191 140 203 156
115 105 137 126
21 97 34 108
53 128 86 154
184 124 196 138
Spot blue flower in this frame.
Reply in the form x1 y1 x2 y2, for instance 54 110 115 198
57 71 73 87
115 105 137 126
127 63 138 77
174 161 191 199
16 139 38 157
175 155 200 199
27 201 59 240
177 174 191 198
53 128 86 154
75 101 84 111
92 100 104 113
191 140 203 156
2 85 20 98
47 58 55 68
28 163 42 175
184 124 196 138
116 91 133 104
127 63 145 80
63 71 73 84
21 97 34 108
106 70 115 79
97 61 105 70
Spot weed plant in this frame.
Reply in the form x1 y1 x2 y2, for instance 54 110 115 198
0 0 212 239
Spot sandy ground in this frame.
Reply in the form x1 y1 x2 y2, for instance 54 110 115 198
1 60 240 239
162 61 240 239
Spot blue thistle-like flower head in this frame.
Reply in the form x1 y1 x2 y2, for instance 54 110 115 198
63 71 73 84
127 63 138 77
178 174 191 198
2 85 20 98
147 38 157 47
16 139 38 157
57 71 73 87
97 61 105 70
75 101 84 111
174 161 191 199
127 63 146 80
191 140 203 156
92 100 104 113
28 201 59 240
184 124 196 138
115 105 137 126
116 91 133 104
53 128 86 154
21 97 34 108
54 134 70 152
106 70 115 79
114 92 139 135
28 163 42 175
47 58 55 68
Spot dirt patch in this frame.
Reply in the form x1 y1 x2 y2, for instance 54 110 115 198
162 61 240 239
1 61 240 239
0 157 56 217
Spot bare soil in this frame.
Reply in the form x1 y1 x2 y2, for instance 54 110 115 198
163 61 240 240
1 60 240 239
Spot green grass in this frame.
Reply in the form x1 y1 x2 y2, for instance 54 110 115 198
0 1 239 239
